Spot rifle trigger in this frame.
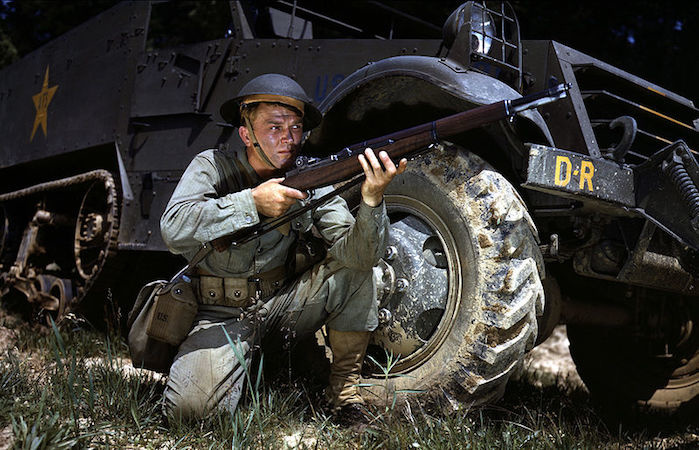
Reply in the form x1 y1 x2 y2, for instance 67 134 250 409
300 191 313 205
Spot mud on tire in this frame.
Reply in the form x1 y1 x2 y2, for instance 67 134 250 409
360 143 544 409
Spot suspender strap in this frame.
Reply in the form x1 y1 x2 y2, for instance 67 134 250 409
167 243 214 285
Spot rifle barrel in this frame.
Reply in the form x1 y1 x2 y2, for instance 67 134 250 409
211 84 569 251
283 84 568 191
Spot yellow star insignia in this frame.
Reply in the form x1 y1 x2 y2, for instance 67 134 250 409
30 66 59 142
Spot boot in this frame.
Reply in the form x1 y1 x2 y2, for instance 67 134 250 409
326 329 371 410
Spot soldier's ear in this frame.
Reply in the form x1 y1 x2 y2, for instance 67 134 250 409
238 126 250 146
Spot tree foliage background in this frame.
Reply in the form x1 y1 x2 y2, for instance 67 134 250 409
1 0 697 102
513 1 699 102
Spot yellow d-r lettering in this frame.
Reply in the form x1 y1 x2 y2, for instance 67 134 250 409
579 160 594 191
554 156 571 187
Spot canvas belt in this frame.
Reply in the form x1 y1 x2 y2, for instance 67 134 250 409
195 265 287 308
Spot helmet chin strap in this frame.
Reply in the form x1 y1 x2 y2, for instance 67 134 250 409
244 115 278 169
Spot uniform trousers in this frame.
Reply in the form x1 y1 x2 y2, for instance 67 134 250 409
162 258 378 420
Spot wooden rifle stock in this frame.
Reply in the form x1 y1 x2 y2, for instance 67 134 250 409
283 101 507 191
210 84 569 251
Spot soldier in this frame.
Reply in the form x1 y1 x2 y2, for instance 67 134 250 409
159 73 407 424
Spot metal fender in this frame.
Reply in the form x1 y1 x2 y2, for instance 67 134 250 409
310 55 554 149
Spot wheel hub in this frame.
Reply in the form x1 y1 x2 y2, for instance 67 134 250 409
371 213 449 360
74 179 117 280
80 213 104 242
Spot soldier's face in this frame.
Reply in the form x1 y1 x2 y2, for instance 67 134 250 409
247 103 304 169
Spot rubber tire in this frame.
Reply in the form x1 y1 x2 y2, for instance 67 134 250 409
568 303 698 417
359 143 545 409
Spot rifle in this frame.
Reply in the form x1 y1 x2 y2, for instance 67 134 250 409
210 83 570 252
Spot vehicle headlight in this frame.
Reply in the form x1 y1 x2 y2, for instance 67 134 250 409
470 4 495 54
442 2 496 56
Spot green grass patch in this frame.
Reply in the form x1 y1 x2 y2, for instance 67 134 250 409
0 305 696 449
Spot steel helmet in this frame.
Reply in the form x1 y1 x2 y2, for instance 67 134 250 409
220 73 322 130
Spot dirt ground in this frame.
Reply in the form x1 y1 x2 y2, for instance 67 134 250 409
517 324 586 390
1 311 697 448
0 319 16 450
0 321 584 450
0 326 15 354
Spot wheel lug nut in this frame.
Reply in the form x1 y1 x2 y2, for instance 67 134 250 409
378 308 392 325
384 246 398 261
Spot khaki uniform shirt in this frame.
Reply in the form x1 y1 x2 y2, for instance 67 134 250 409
160 148 389 277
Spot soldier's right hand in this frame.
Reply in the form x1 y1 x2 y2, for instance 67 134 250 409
252 177 307 218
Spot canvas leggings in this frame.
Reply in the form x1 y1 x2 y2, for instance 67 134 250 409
162 258 378 420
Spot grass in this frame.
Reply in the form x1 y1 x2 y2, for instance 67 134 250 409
0 305 697 449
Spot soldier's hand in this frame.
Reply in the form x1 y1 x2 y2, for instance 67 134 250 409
358 148 407 207
252 177 307 218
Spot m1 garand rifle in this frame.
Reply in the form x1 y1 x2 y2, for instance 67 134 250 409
210 83 570 252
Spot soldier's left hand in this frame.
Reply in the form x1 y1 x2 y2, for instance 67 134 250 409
358 148 407 207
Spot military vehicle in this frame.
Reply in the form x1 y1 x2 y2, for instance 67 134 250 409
0 1 696 415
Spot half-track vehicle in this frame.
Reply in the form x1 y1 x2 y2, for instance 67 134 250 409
1 1 696 415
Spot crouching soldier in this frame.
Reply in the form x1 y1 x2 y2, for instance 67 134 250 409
159 73 407 424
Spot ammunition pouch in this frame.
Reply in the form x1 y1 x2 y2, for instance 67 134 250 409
197 265 288 307
125 232 325 373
